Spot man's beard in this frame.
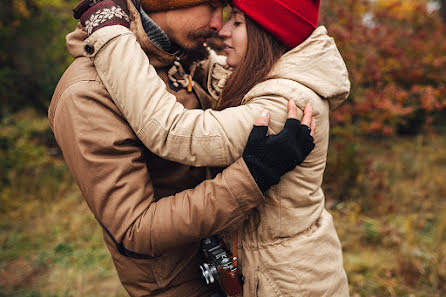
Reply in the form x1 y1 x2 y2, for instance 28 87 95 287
182 43 209 63
181 30 218 62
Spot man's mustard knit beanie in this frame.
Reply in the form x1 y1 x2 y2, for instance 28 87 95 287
141 0 214 12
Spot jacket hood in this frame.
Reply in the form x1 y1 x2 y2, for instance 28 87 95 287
253 26 350 110
66 23 89 60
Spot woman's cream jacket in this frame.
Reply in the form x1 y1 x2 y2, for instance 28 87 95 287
87 25 351 296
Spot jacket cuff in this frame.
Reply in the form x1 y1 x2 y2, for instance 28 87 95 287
222 158 265 216
83 25 132 57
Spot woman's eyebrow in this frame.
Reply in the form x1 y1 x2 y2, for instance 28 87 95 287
232 10 243 19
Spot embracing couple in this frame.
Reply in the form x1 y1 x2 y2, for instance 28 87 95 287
49 0 351 296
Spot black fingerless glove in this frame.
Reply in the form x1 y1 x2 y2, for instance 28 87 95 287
242 119 315 193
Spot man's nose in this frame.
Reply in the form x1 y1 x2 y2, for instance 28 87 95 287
209 7 223 32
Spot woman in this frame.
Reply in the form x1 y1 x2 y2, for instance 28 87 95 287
88 0 350 295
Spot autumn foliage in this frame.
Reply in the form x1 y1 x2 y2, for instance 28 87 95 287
322 0 446 136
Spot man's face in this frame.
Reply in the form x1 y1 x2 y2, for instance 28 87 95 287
164 1 224 57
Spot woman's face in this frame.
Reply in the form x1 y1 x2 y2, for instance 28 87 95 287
218 9 248 67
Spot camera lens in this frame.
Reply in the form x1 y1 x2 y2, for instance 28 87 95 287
200 263 218 284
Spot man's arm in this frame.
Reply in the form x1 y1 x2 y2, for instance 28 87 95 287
52 78 264 258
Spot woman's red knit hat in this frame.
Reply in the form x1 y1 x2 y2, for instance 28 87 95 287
231 0 321 48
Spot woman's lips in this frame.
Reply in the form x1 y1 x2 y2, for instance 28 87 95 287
224 46 233 54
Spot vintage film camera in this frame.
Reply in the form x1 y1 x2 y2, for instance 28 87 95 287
200 236 243 297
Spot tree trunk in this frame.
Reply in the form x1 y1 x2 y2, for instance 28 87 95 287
442 0 446 23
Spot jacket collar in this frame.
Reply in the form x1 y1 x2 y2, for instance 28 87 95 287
127 0 181 68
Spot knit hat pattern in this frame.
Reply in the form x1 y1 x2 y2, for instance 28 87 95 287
232 0 321 48
141 0 213 11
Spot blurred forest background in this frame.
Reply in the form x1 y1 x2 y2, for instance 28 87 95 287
1 0 445 296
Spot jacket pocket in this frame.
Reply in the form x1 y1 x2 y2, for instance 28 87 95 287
255 264 302 297
153 244 199 287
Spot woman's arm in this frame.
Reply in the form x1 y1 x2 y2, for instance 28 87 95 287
88 27 305 167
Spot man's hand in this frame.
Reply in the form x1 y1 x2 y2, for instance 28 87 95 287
243 100 316 193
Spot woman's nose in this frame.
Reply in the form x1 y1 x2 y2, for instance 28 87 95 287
218 23 231 38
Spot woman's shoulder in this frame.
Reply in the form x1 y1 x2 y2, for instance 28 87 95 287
243 77 327 115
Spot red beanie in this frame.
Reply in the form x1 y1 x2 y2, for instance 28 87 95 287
231 0 321 48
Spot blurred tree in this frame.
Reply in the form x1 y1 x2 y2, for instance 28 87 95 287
322 0 446 136
375 0 427 14
442 0 446 22
0 0 77 118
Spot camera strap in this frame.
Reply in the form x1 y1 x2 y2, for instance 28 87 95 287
232 231 238 268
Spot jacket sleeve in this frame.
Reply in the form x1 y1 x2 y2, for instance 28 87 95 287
51 79 264 258
86 26 304 167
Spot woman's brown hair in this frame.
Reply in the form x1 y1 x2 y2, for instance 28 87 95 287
217 15 289 110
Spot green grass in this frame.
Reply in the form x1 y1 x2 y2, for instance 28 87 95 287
0 187 127 297
1 113 445 296
329 132 446 297
0 111 127 297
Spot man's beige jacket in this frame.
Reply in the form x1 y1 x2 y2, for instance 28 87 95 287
87 23 351 296
48 6 265 297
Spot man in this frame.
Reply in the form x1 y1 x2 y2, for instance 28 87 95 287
49 0 315 296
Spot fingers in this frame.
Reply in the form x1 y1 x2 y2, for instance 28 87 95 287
255 110 270 126
301 103 313 127
287 99 298 119
258 103 316 136
310 117 316 137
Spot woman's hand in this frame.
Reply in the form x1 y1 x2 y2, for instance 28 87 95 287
242 100 316 193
